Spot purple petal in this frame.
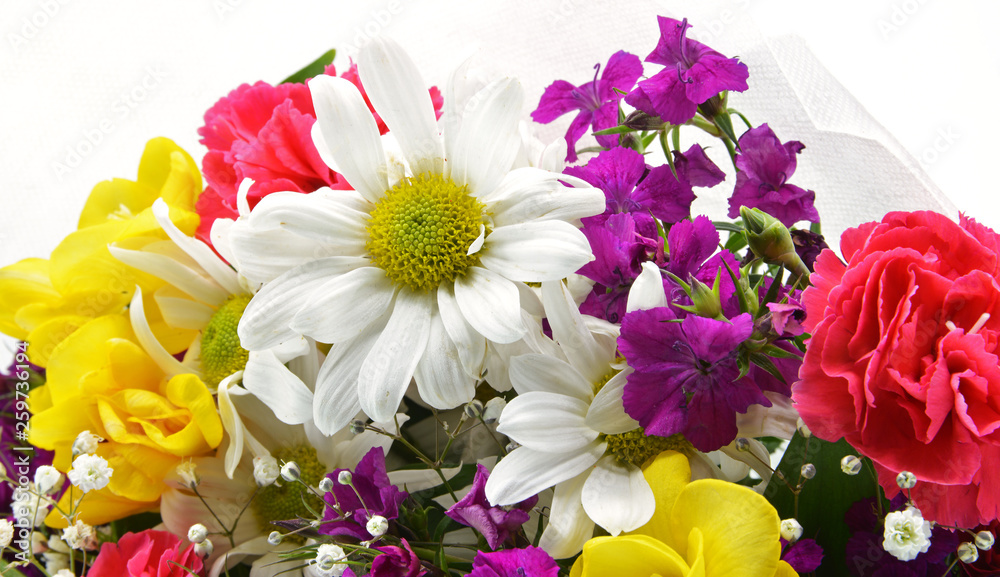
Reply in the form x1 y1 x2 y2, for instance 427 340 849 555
626 70 699 125
685 54 750 103
592 100 622 150
597 50 644 102
735 124 794 185
781 538 824 573
531 80 583 123
630 164 695 225
564 147 646 210
666 215 720 280
563 111 594 163
645 16 692 68
674 144 726 188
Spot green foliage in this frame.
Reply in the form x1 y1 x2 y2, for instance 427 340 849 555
281 49 337 84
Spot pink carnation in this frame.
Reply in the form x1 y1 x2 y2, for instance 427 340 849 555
88 529 204 577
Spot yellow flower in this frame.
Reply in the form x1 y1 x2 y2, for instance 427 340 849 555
570 451 798 577
28 313 223 526
0 138 201 367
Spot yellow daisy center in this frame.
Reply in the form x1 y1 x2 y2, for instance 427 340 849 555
365 173 487 292
200 294 252 387
253 445 326 542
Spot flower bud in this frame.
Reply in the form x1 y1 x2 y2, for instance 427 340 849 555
0 520 12 549
796 418 811 439
505 441 521 453
841 455 862 476
71 431 103 457
34 466 61 494
780 518 803 542
176 460 200 490
267 531 283 546
315 543 347 575
958 541 980 564
366 514 388 538
319 477 335 493
253 456 280 487
740 207 810 281
896 471 917 490
975 530 995 551
464 399 484 419
194 539 214 558
666 270 724 320
337 470 353 486
735 437 751 452
622 110 664 131
187 524 208 544
349 420 367 435
483 397 506 424
798 463 815 479
280 461 301 483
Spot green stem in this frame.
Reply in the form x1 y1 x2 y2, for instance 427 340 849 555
659 130 676 177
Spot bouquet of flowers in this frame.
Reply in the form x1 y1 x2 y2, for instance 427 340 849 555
1 10 997 577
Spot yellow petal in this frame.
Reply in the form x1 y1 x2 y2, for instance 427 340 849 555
773 561 799 577
28 395 96 450
633 450 692 547
24 314 91 368
46 486 157 528
165 373 224 450
78 178 159 229
45 315 134 403
0 258 59 339
578 535 690 577
670 479 781 577
136 138 202 211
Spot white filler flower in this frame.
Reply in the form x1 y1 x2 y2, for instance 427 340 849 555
231 37 604 434
67 454 113 493
883 507 932 561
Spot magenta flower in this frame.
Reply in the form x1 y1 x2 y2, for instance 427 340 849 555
370 539 426 577
780 537 824 574
579 212 658 323
467 547 559 577
445 464 537 550
727 123 819 227
618 310 770 451
673 143 726 188
625 16 749 125
532 51 643 162
320 447 408 540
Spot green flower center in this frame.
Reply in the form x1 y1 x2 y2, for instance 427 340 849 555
200 294 252 387
365 173 487 292
253 446 326 542
605 428 694 468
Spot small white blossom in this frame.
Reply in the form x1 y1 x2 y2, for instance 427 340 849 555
0 519 13 548
176 460 200 489
975 530 995 551
61 521 94 551
896 471 917 489
281 461 301 482
267 531 283 546
319 477 335 493
841 455 863 475
187 524 208 544
253 456 280 487
882 507 932 561
43 534 71 573
780 518 803 542
795 417 811 438
337 471 353 486
313 543 348 577
366 515 388 538
483 397 506 424
34 466 61 494
71 431 103 457
13 484 52 528
67 454 113 493
194 539 214 557
54 570 74 577
958 541 980 563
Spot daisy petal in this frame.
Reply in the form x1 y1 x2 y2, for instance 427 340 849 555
312 332 377 435
242 350 315 425
414 309 477 410
291 267 396 343
541 280 612 382
448 78 523 196
109 245 229 305
152 199 241 295
485 440 606 506
209 217 237 266
128 287 194 377
358 37 443 176
228 220 348 287
357 290 433 423
481 221 594 282
248 189 369 248
586 369 639 435
581 456 655 535
626 261 668 312
497 391 597 452
239 257 369 351
538 472 595 559
485 168 605 228
454 267 525 343
309 75 388 203
437 284 486 378
153 287 215 330
508 354 592 399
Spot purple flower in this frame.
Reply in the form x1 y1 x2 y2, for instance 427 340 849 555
790 229 828 271
370 539 426 577
1 357 51 515
618 310 771 451
532 51 643 162
625 16 749 125
565 146 695 238
664 216 740 317
320 447 408 540
727 124 819 227
781 537 824 573
467 547 559 577
578 213 658 323
673 144 726 189
445 464 536 550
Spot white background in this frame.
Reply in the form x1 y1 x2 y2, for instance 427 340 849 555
0 0 998 299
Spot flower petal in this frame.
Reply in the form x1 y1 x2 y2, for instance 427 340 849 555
247 189 369 249
497 391 598 453
312 330 380 436
541 280 613 382
538 471 595 559
227 220 344 287
454 266 525 343
413 309 477 410
508 353 592 400
448 78 523 196
309 75 388 203
581 456 655 535
586 369 639 435
484 168 605 228
482 221 594 282
128 287 195 377
358 37 443 177
357 290 432 423
242 349 315 425
625 261 667 313
291 267 397 343
152 199 242 295
437 284 486 378
109 244 229 305
485 440 606 506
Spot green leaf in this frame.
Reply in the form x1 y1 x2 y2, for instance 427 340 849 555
764 433 882 577
281 49 337 84
759 343 803 360
713 221 746 234
713 111 740 147
748 352 786 384
592 124 636 136
758 265 784 315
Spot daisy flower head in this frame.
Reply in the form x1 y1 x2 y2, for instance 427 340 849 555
232 37 605 434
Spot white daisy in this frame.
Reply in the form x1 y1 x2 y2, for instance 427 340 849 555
231 37 604 434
